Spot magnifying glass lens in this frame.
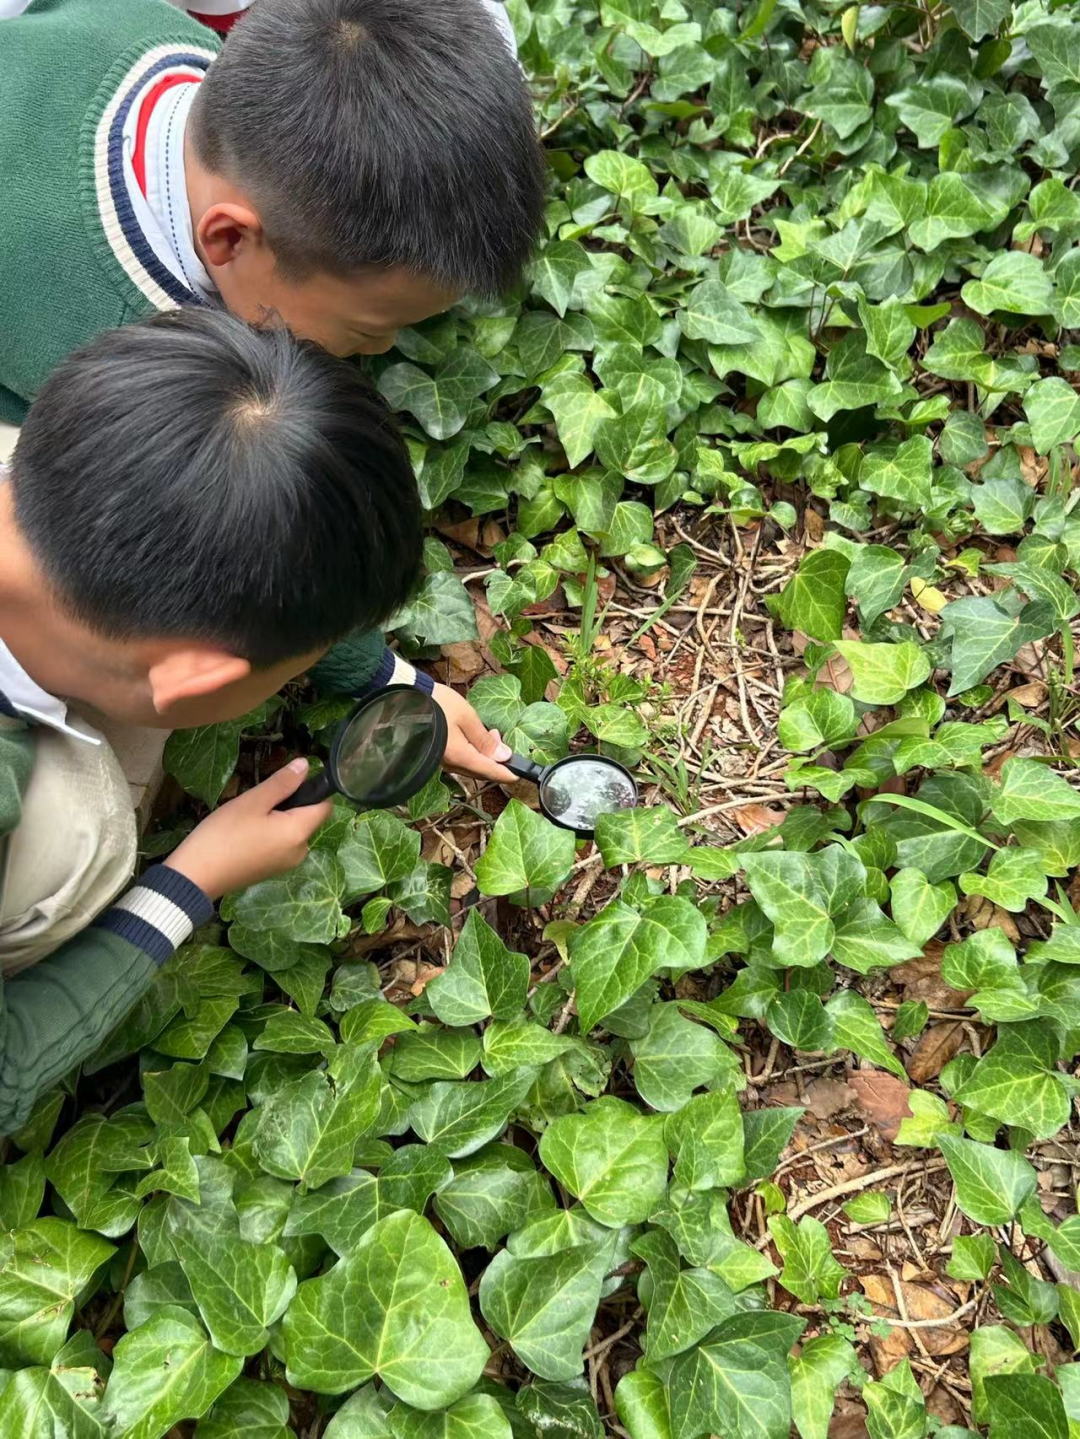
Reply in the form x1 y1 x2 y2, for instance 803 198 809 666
540 758 637 831
336 689 440 806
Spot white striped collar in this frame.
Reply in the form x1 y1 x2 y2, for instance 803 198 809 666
0 637 101 746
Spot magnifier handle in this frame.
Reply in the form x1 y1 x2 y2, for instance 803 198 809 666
506 752 545 784
276 770 335 811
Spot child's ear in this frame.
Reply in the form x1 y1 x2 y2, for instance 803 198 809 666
148 649 251 715
197 201 264 269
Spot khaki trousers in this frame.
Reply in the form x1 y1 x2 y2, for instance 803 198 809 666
0 712 168 974
0 420 170 969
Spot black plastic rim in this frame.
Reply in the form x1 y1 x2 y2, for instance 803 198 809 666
330 683 448 808
536 752 639 838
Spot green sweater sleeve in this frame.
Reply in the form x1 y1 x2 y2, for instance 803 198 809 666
0 730 213 1133
311 631 395 697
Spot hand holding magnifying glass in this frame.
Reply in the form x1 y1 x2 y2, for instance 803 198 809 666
278 685 638 838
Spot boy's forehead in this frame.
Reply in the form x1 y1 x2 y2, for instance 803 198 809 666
335 266 463 330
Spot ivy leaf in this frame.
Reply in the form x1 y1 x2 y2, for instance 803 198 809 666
861 435 933 510
479 1239 611 1381
941 596 1056 696
388 1394 513 1439
102 1307 241 1437
615 1370 674 1439
807 334 903 422
338 812 421 899
983 1375 1068 1439
583 150 658 203
972 478 1034 536
790 1334 858 1439
0 1361 107 1438
165 701 275 807
768 1216 844 1305
886 75 976 146
960 847 1047 912
778 688 856 752
668 1311 806 1439
168 1210 296 1358
394 572 479 647
774 551 850 642
434 1145 552 1250
631 1004 724 1112
863 1362 927 1439
678 278 760 345
282 1211 487 1405
378 351 498 440
0 1219 114 1366
742 847 866 968
224 850 347 944
664 1088 746 1191
632 1229 739 1362
767 991 833 1052
937 1135 1037 1224
857 297 917 368
1024 376 1080 453
831 641 932 705
542 374 618 468
252 1064 382 1189
949 0 1010 40
952 1022 1071 1138
409 1069 538 1159
829 899 921 974
826 990 906 1080
538 1097 669 1227
475 800 576 900
530 241 594 317
426 910 530 1028
962 252 1053 316
890 869 957 946
991 757 1080 824
595 807 689 866
571 896 707 1032
742 1108 804 1184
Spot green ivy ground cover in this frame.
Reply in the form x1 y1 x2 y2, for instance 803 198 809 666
7 0 1080 1435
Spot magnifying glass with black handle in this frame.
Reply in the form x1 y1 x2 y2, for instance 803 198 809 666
277 684 447 811
277 684 639 839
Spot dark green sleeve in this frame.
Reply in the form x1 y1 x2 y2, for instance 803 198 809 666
0 387 27 426
0 864 213 1135
311 631 393 697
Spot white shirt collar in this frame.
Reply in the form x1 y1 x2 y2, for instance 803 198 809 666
0 638 101 746
120 70 217 305
0 470 99 745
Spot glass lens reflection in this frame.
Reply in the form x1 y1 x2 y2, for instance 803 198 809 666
336 690 438 804
540 758 637 832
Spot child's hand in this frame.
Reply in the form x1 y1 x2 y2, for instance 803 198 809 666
164 759 332 901
433 683 517 784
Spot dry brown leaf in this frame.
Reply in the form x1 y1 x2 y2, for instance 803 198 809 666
729 803 787 836
893 944 970 1010
907 1022 965 1084
846 1071 913 1142
441 640 488 684
861 1274 968 1356
805 508 825 542
828 1405 870 1439
803 1078 853 1120
1009 680 1048 709
1018 445 1045 487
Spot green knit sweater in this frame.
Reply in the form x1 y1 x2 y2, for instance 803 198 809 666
0 0 220 423
0 714 215 1135
0 0 402 696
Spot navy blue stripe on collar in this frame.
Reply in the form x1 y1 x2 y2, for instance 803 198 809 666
107 52 212 309
0 691 18 719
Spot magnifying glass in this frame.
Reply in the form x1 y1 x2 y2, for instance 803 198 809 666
504 752 638 838
277 684 447 811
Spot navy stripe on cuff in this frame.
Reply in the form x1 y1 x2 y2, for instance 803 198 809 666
413 669 435 695
93 909 176 967
353 647 396 698
139 863 215 929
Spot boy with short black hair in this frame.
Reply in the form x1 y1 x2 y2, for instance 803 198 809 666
0 0 543 416
0 308 423 1132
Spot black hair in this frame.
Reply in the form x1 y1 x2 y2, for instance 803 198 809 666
190 0 547 294
11 309 422 667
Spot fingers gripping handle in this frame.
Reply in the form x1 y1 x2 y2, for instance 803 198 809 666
276 770 336 811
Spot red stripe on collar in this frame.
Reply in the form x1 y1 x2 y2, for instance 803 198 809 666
188 9 245 29
131 72 200 199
